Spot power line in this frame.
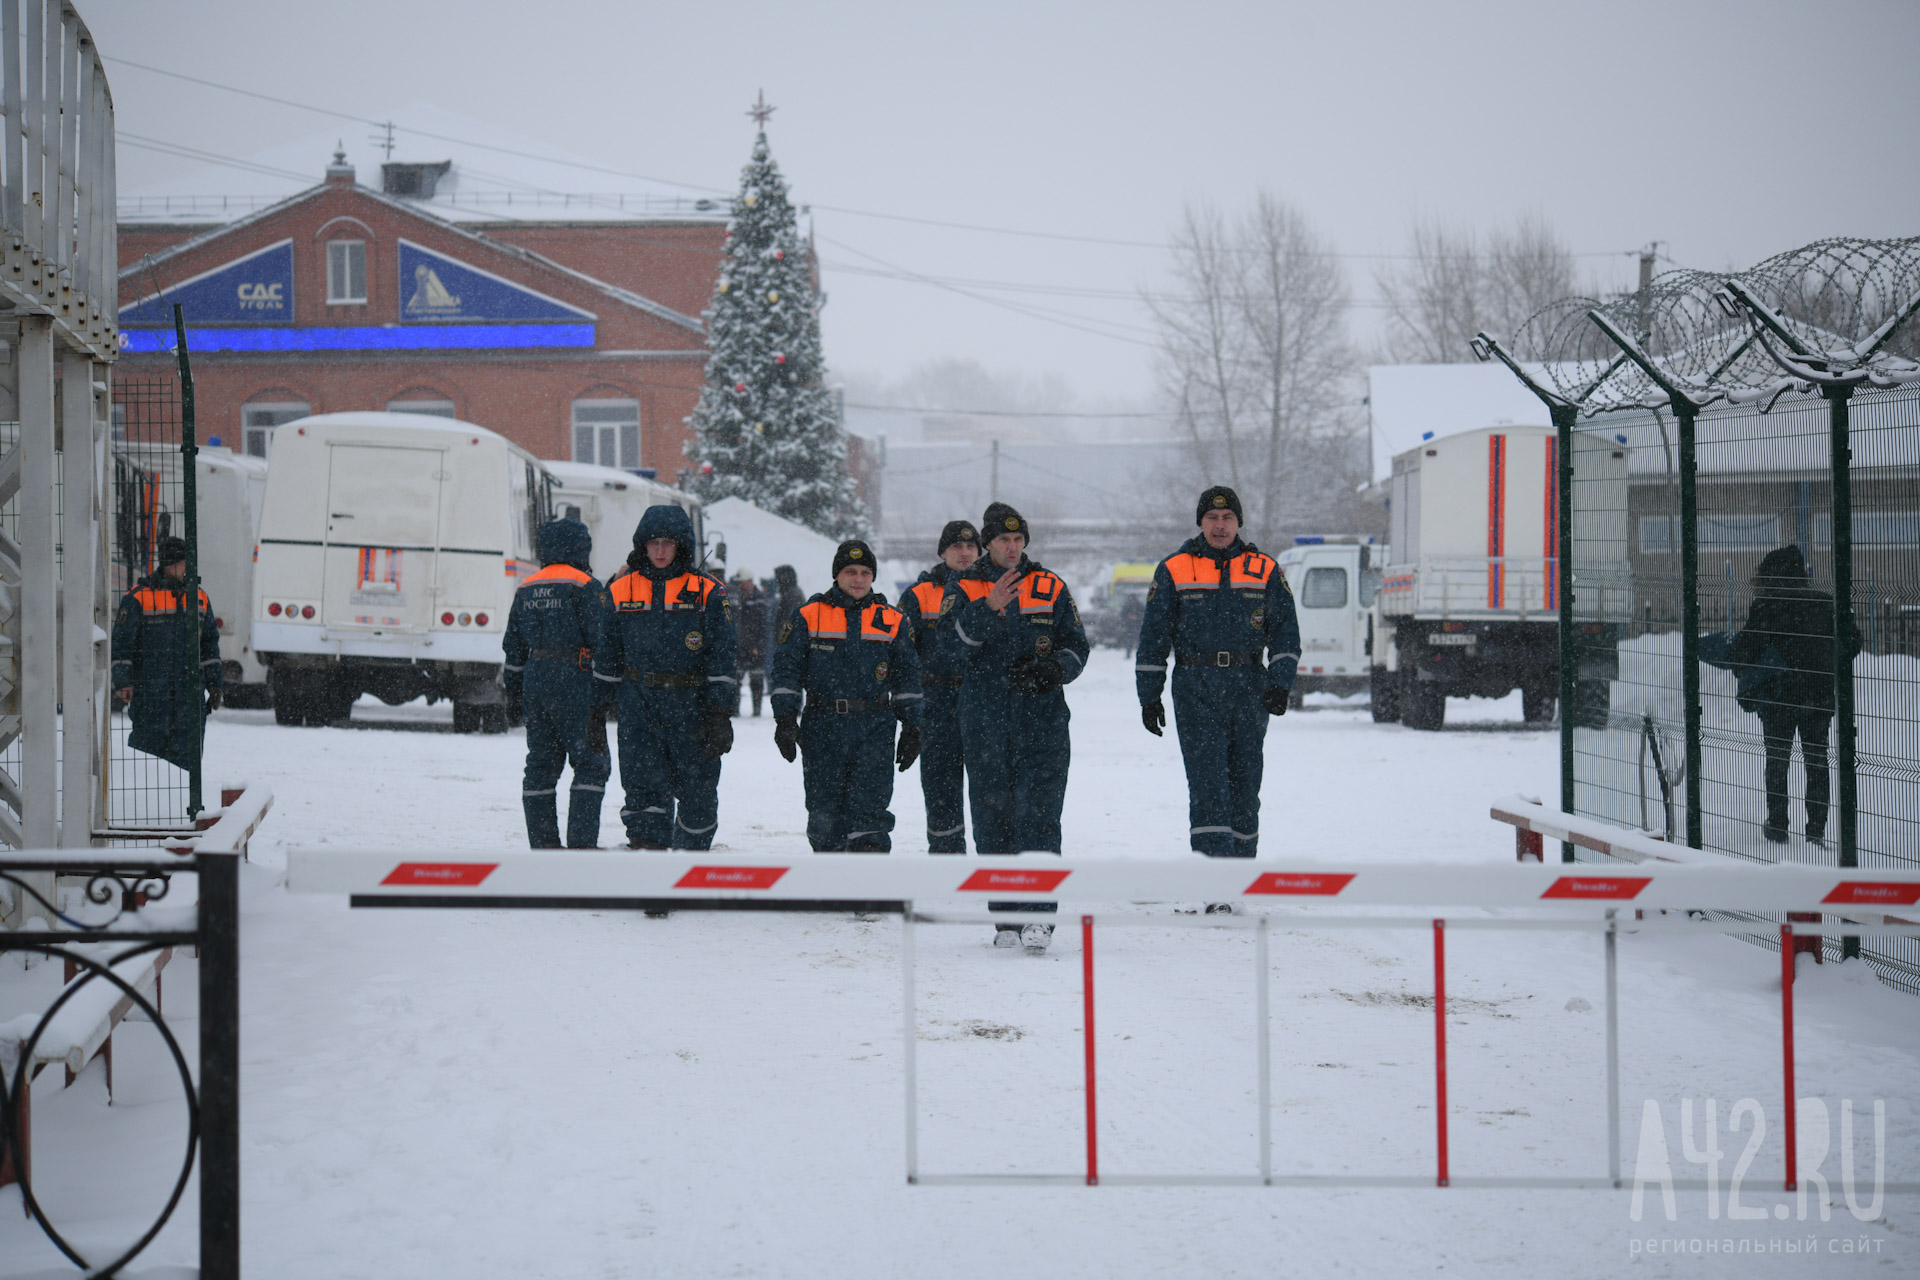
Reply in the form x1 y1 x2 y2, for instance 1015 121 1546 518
848 401 1167 419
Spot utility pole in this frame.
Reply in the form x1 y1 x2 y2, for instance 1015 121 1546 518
989 437 999 503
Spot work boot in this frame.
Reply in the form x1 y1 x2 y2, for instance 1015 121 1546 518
1204 903 1236 915
627 835 671 850
1762 822 1788 845
566 786 604 849
1805 825 1827 850
1020 922 1055 954
523 793 562 849
993 924 1022 948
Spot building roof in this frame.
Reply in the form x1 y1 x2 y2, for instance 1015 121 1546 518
119 102 728 228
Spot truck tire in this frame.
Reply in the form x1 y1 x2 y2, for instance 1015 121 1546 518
1369 666 1399 723
1522 683 1557 725
1401 676 1446 731
317 676 357 725
271 668 311 726
1288 686 1306 711
452 702 481 734
1571 678 1612 730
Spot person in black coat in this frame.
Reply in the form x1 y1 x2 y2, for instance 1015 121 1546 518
730 569 773 716
1727 544 1859 846
111 536 221 771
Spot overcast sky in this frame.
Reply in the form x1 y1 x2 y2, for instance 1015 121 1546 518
90 0 1920 410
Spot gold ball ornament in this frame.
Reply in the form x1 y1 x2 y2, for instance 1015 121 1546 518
768 291 780 302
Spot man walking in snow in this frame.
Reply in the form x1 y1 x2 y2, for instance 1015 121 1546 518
898 519 980 852
501 518 615 848
1134 486 1299 880
947 503 1089 952
599 505 737 850
111 535 221 771
770 539 924 851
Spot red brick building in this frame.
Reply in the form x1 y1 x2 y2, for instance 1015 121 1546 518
116 153 726 478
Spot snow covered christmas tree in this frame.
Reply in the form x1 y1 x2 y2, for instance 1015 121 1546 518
687 98 868 538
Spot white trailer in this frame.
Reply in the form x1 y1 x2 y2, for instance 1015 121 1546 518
543 459 704 583
251 412 551 732
113 445 273 706
1275 536 1384 707
1371 424 1628 730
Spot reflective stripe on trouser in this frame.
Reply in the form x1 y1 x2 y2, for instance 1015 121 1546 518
962 688 1069 912
918 686 967 852
1172 670 1268 858
522 664 613 849
801 710 897 852
616 683 722 850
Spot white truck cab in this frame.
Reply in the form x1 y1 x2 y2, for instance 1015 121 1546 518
1276 536 1384 706
251 412 550 731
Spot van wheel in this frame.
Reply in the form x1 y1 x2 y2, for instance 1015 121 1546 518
452 702 481 734
1288 686 1306 711
271 670 311 726
479 705 509 734
318 677 357 725
1369 666 1399 723
1401 677 1446 731
1522 683 1557 724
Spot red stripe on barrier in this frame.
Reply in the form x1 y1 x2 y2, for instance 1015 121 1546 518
957 868 1071 893
674 866 789 890
1245 872 1355 896
1782 924 1797 1192
380 862 497 887
1433 918 1449 1187
1822 881 1920 906
1083 914 1098 1187
1541 875 1651 900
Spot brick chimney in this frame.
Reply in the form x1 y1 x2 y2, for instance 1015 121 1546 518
325 145 355 188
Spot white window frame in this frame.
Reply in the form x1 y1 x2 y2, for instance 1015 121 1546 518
326 239 367 304
386 399 457 418
571 398 641 470
242 401 310 459
1300 566 1349 609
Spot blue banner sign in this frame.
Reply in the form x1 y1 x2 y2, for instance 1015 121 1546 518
398 239 595 324
120 240 295 326
119 323 596 355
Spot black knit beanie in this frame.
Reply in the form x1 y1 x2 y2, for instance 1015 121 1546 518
937 519 980 554
981 502 1029 545
832 539 876 579
1195 485 1243 525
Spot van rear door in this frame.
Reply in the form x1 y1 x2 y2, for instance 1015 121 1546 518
321 444 444 634
1292 548 1362 673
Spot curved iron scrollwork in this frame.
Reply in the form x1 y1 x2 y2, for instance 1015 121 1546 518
1 940 201 1277
0 867 178 932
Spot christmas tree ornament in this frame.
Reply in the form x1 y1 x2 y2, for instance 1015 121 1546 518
768 291 780 303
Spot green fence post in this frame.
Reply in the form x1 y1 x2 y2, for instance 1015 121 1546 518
172 305 203 821
1552 402 1577 861
1676 401 1703 851
1825 385 1860 959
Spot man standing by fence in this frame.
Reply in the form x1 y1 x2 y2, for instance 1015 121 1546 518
111 535 221 771
1134 486 1299 876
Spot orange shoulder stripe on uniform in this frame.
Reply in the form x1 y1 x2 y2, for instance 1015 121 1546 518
910 581 945 615
1230 553 1274 588
609 574 653 608
956 579 994 601
522 564 593 588
861 604 902 640
800 600 845 636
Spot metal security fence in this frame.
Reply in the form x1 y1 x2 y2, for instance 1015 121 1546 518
1474 237 1920 994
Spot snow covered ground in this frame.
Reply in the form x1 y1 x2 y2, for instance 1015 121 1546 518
5 649 1916 1277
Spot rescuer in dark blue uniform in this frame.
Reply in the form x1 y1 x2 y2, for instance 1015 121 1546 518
501 518 614 849
948 503 1089 951
1135 486 1300 872
598 505 737 850
111 536 221 771
770 539 924 852
898 519 980 852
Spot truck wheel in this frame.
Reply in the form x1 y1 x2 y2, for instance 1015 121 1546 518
1288 686 1306 711
479 705 510 734
318 677 357 725
1401 678 1446 731
452 702 481 734
1522 683 1557 725
271 669 310 726
1369 666 1399 723
1571 678 1612 730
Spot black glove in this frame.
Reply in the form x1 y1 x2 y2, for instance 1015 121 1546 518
1008 654 1065 695
700 705 735 758
895 722 923 772
1141 700 1165 736
1262 686 1290 717
774 715 800 763
204 687 222 715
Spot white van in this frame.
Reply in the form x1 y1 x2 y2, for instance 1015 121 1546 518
114 445 273 706
543 459 704 583
1276 536 1384 707
251 412 550 732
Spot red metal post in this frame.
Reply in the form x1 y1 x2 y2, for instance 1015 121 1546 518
1082 913 1098 1187
1433 918 1449 1187
1781 924 1797 1192
1516 828 1543 862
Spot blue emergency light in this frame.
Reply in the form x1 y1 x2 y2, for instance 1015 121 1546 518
1293 536 1325 545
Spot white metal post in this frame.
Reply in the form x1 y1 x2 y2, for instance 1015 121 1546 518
60 349 102 846
1605 909 1621 1188
18 315 57 850
1256 914 1272 1185
901 904 919 1184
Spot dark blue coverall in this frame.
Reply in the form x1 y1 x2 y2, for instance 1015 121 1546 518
501 519 614 849
111 573 221 771
770 587 924 852
597 505 736 850
1134 537 1300 857
948 557 1089 916
900 566 969 852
